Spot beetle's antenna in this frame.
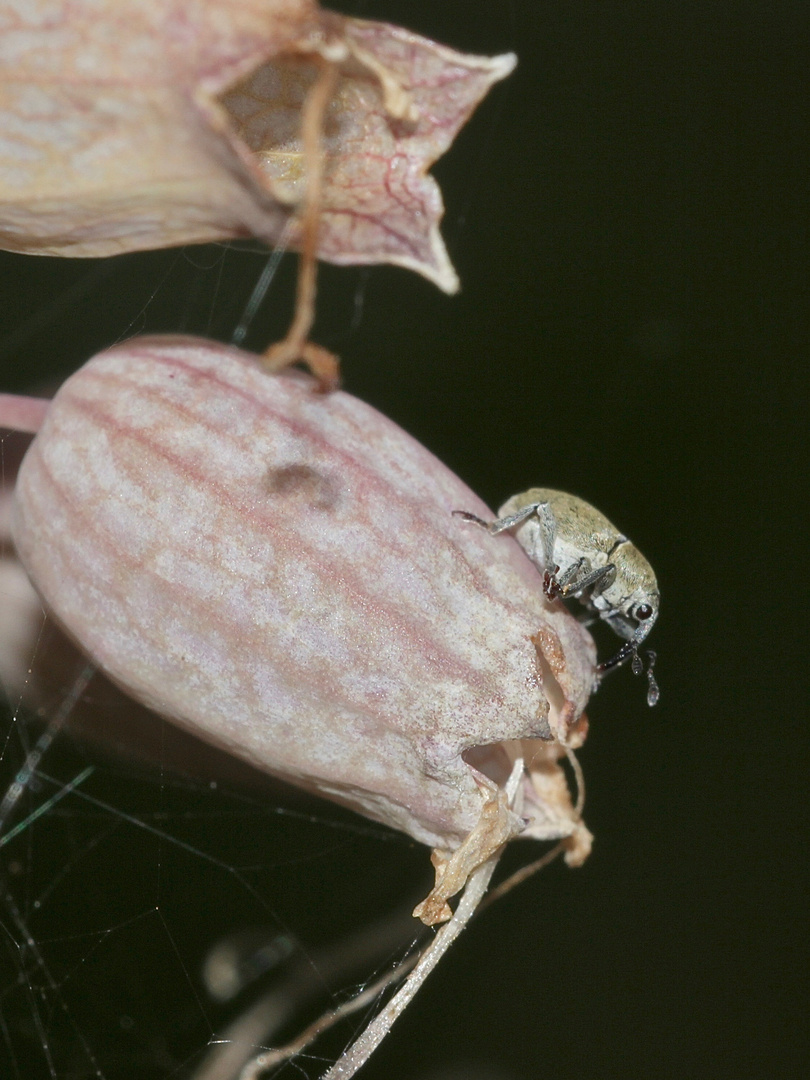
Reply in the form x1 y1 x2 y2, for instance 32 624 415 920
597 643 659 706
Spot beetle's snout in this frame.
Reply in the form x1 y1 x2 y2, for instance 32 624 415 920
631 594 660 645
631 615 656 646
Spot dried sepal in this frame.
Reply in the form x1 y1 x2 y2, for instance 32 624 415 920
413 769 523 925
0 1 514 291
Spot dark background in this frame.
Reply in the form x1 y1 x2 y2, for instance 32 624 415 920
0 3 807 1079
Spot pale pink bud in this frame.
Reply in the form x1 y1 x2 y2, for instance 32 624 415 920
11 337 595 902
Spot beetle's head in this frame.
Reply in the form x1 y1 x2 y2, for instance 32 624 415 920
595 542 658 640
601 584 660 644
595 543 660 704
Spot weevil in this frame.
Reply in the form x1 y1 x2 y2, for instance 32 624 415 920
454 488 660 705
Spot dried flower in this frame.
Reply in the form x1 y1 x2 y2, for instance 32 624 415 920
0 0 515 292
11 336 595 923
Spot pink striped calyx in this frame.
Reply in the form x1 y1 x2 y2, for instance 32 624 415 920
12 336 596 916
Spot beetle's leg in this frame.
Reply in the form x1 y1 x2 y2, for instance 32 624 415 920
494 503 558 573
453 502 546 535
495 503 545 535
452 510 491 529
532 502 557 574
453 501 555 547
596 640 636 675
560 561 615 599
556 557 586 592
453 502 558 585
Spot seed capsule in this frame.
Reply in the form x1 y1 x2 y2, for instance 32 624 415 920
12 337 595 911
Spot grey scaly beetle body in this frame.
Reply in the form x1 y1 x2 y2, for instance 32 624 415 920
455 488 660 705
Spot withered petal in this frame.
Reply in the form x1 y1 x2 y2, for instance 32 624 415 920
0 1 514 291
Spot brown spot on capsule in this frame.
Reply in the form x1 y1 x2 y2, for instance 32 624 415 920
264 463 340 511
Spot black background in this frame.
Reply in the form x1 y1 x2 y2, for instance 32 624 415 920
0 3 807 1078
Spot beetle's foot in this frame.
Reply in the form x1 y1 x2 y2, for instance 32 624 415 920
542 567 561 600
451 509 489 529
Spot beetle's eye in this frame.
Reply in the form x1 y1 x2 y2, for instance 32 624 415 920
635 603 654 621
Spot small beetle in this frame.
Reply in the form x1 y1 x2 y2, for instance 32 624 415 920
454 488 660 705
